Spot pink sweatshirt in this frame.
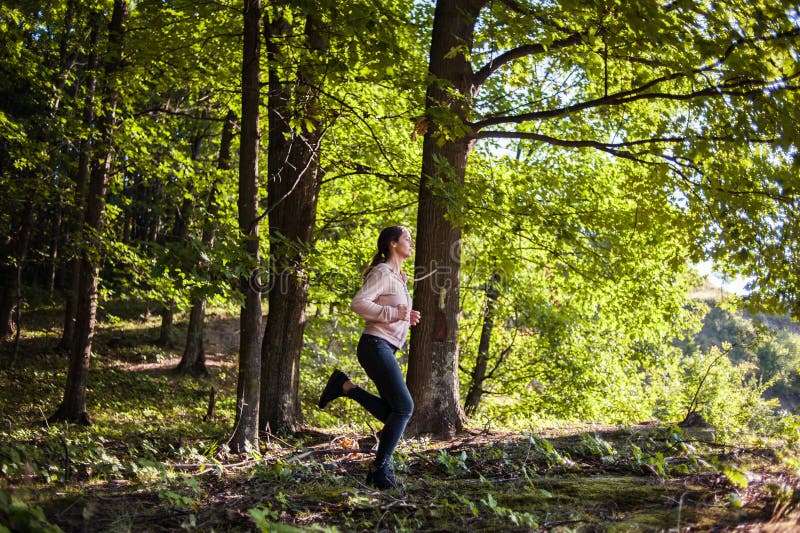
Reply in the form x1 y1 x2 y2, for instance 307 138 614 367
350 263 412 349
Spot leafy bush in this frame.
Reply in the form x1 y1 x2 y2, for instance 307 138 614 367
0 489 62 533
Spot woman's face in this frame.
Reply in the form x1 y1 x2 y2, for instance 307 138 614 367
392 228 414 261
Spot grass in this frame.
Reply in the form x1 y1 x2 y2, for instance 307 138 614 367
1 300 799 531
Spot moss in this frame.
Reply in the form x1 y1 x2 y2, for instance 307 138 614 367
542 476 682 507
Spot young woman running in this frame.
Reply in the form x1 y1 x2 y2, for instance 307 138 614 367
318 226 420 489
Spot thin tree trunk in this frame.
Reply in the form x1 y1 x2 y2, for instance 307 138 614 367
60 19 100 351
176 110 236 376
464 273 500 416
45 0 79 302
3 0 79 341
159 129 204 348
0 201 35 341
11 261 24 366
159 190 195 347
0 270 16 340
48 202 62 298
407 0 487 438
229 0 262 453
158 302 176 346
259 12 326 436
61 136 92 350
178 298 208 375
50 0 130 424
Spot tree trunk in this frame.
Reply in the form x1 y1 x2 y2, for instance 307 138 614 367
407 0 486 438
60 135 93 350
229 0 262 453
0 201 35 341
159 126 205 348
60 19 100 351
44 0 80 302
178 297 208 375
259 13 326 436
1 0 79 341
158 301 175 346
50 0 129 425
48 202 62 298
464 273 500 416
176 110 236 376
0 277 14 339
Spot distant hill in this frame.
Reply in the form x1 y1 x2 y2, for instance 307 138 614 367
688 281 800 413
690 281 800 333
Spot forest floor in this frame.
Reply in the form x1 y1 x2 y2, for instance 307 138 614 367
1 303 799 532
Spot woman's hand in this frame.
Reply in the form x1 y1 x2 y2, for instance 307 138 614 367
396 304 420 325
396 304 409 322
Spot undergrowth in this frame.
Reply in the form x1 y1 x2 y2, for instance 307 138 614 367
1 303 799 531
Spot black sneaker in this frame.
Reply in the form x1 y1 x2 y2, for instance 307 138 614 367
318 369 349 409
366 462 397 490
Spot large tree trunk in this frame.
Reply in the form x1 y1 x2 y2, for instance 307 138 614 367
464 273 500 416
50 0 129 425
259 13 326 436
407 0 486 438
176 110 236 376
60 19 100 351
229 0 262 453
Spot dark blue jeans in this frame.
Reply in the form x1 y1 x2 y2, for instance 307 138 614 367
348 334 414 468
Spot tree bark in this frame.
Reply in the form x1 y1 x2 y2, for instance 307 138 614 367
407 0 487 438
158 302 176 346
464 273 500 416
176 110 236 376
60 18 101 351
259 13 326 436
179 298 208 375
50 0 129 425
229 0 262 453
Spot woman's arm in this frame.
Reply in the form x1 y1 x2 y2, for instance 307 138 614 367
350 267 403 323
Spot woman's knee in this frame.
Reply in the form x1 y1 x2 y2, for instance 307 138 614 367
396 395 414 418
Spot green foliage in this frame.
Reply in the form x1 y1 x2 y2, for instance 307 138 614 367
0 489 62 533
249 504 341 533
678 345 779 437
526 434 572 469
436 449 468 476
479 492 538 528
578 434 618 463
1 314 798 530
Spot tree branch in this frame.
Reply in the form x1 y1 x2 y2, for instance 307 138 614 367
471 72 798 130
472 69 692 129
473 25 800 130
473 32 586 87
473 130 656 164
474 131 795 204
474 131 778 147
494 0 534 15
